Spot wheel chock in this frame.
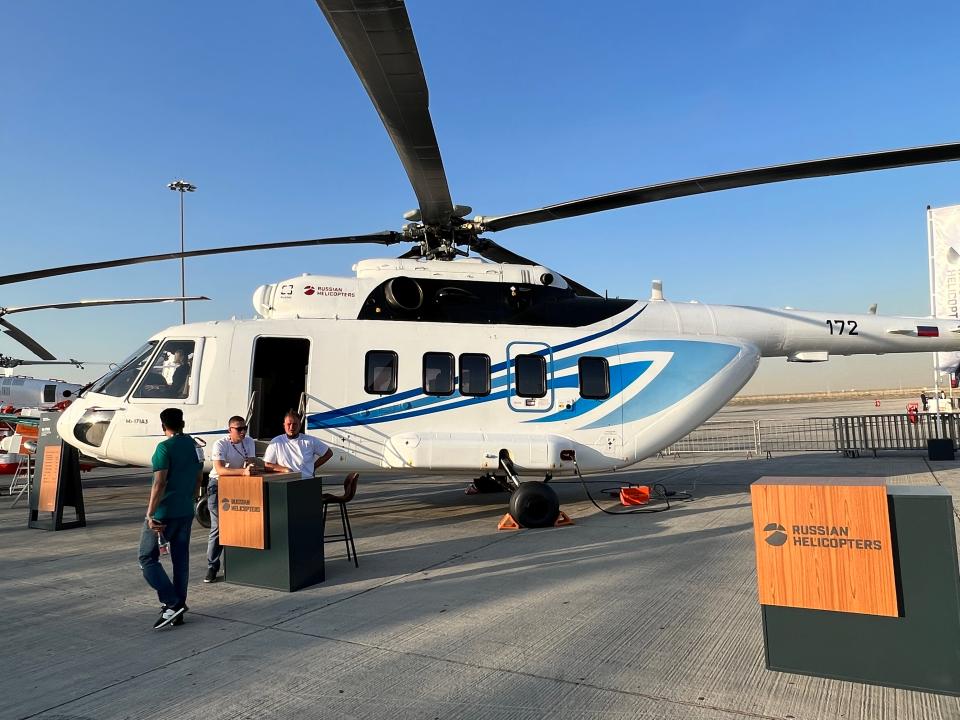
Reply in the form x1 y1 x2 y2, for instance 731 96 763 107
497 510 575 530
498 513 521 530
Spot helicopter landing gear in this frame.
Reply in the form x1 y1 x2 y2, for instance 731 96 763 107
509 481 560 528
498 449 561 527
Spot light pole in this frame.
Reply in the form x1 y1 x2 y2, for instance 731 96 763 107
167 179 197 324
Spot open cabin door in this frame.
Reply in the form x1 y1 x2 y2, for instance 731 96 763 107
249 337 310 440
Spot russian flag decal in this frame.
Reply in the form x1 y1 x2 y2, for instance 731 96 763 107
917 325 940 337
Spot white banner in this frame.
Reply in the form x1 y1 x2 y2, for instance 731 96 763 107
929 204 960 372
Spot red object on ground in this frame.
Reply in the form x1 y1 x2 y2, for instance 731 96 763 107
620 486 651 506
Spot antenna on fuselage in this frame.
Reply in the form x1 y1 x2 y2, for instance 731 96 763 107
650 279 664 301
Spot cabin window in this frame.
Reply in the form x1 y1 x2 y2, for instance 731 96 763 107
365 350 398 395
132 340 196 400
515 354 547 398
459 353 491 396
578 356 610 399
92 341 158 397
423 352 455 396
43 385 56 403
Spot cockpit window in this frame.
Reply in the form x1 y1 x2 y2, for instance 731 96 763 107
90 341 158 397
133 340 195 400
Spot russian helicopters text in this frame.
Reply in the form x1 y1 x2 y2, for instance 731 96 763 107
8 1 960 527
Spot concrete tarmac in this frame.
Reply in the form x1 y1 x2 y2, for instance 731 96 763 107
2 404 959 719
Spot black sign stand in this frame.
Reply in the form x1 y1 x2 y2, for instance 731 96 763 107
27 413 85 530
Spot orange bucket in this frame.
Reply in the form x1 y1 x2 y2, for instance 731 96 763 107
620 485 650 506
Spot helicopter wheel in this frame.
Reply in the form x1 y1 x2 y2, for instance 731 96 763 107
195 494 211 529
509 481 560 528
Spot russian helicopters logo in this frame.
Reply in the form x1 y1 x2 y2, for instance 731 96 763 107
221 498 260 513
303 285 355 297
759 522 883 551
763 522 788 546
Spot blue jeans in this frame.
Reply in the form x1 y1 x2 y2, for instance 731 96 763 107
139 515 192 608
206 479 222 572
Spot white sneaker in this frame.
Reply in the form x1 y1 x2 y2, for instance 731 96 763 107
153 605 185 629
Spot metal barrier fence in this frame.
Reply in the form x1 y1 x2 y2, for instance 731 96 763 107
664 421 760 456
663 413 960 457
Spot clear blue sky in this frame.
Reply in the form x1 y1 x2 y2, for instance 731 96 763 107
3 1 960 392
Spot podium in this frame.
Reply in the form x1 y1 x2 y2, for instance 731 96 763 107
220 472 325 591
751 477 960 695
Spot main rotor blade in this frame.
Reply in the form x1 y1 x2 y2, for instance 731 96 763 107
0 355 90 369
2 296 209 316
316 0 454 226
0 232 402 287
472 238 601 298
0 318 55 360
478 142 960 232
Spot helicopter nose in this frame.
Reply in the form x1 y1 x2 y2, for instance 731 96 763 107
56 401 83 446
56 400 115 451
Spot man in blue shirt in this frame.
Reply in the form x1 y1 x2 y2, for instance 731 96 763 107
140 407 202 629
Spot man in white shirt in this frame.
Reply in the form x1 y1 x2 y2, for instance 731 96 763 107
264 410 333 479
205 415 257 583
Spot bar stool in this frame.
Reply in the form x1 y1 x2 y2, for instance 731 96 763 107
321 473 359 567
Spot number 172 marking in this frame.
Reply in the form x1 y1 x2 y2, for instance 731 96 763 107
826 319 858 335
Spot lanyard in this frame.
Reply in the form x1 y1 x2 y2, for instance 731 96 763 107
229 440 249 462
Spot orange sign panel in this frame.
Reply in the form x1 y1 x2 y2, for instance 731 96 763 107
750 477 898 617
38 445 62 512
219 475 266 549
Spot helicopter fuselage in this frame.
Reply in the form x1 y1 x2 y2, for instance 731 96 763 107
56 260 960 477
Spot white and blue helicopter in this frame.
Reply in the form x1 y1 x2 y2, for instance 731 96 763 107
7 0 960 527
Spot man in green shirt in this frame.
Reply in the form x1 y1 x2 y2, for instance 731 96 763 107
140 407 202 629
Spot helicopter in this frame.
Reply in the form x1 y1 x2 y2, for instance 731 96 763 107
7 0 960 527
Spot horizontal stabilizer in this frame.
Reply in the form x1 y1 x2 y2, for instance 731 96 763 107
787 351 829 363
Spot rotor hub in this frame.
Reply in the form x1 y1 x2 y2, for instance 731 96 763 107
401 212 482 260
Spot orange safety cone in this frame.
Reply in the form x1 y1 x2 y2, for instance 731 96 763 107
497 510 575 530
497 513 521 530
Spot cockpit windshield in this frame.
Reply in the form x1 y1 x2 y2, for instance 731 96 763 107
89 341 158 397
